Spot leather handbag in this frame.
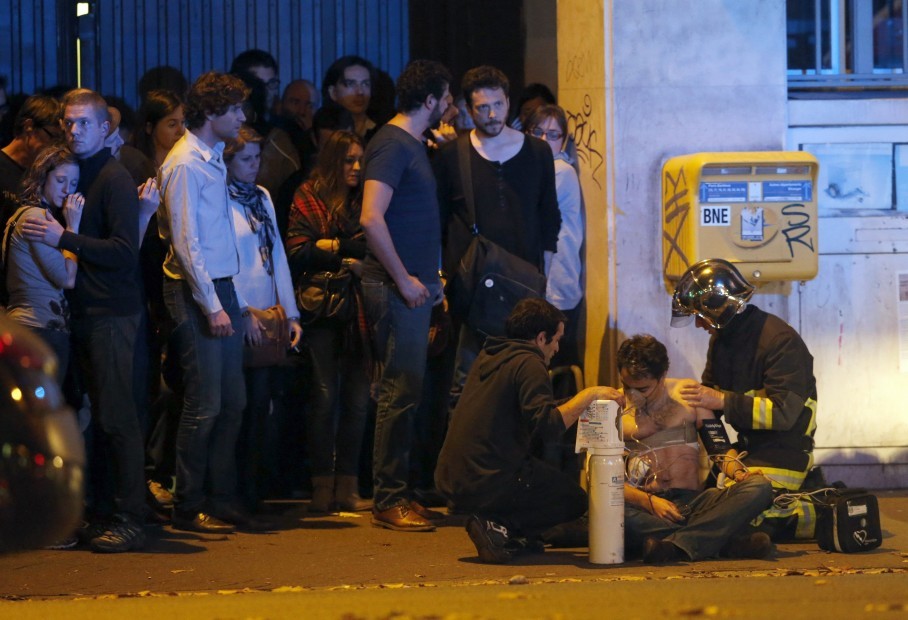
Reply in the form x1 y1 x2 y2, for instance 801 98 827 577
295 268 356 325
447 136 546 337
243 304 290 367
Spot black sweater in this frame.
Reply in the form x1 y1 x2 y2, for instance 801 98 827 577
59 148 141 317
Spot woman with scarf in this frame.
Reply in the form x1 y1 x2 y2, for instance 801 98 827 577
285 130 371 513
4 144 84 383
225 126 301 515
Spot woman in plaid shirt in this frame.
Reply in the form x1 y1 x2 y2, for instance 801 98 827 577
286 130 372 514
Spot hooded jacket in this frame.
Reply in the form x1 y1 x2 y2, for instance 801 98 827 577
435 337 566 505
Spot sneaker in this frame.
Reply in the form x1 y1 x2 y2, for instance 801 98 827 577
465 515 515 564
44 534 79 550
90 514 146 553
643 537 685 564
506 535 546 555
723 531 774 559
77 518 108 545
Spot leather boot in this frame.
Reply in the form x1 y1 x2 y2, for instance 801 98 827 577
335 475 372 512
309 475 336 513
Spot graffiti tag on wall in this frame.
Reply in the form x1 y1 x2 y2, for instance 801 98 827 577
565 94 605 189
662 167 691 270
780 203 815 258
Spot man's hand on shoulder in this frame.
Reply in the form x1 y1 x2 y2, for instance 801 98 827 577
21 211 66 248
207 309 234 338
679 379 725 410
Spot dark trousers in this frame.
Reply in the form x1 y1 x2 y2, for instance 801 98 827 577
164 279 246 514
71 312 145 521
237 363 293 509
31 326 70 384
303 323 371 477
624 476 774 560
457 458 588 538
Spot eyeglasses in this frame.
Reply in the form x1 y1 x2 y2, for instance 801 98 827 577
530 127 564 142
266 78 281 90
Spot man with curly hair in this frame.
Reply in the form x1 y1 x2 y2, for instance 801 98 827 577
158 71 261 533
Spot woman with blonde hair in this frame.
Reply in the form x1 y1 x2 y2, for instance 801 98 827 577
225 125 301 518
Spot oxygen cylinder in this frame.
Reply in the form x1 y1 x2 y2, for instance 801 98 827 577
588 448 625 564
585 400 624 564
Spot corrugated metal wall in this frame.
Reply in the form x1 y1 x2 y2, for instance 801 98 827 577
1 0 409 108
0 0 74 96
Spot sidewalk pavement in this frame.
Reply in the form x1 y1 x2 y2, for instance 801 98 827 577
1 490 906 600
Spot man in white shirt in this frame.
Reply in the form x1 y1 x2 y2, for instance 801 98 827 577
158 71 260 533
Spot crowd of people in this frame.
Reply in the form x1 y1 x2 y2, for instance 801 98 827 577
1 51 817 565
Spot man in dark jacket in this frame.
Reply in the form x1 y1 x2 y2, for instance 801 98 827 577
435 298 623 564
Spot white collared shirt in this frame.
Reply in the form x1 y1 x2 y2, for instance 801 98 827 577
158 130 246 315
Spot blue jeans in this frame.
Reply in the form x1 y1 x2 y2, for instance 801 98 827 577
625 476 774 560
164 279 246 514
362 280 433 511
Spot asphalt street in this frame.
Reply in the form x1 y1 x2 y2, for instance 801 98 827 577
1 490 906 619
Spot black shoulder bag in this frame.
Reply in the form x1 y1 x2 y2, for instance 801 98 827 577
446 135 546 337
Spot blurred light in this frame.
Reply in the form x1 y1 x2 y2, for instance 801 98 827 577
53 456 64 469
10 388 22 401
34 386 45 399
77 2 90 17
34 453 45 467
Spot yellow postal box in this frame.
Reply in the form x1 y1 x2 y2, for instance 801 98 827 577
662 151 819 282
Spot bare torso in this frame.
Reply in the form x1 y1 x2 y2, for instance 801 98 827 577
624 378 712 492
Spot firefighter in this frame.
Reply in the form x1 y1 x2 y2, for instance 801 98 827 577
671 258 819 540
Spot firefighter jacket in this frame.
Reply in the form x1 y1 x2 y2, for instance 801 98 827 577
703 305 818 492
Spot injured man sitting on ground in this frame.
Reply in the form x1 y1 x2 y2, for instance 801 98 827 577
618 334 775 564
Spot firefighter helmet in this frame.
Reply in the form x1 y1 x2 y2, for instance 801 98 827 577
671 258 754 329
